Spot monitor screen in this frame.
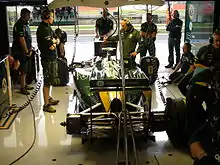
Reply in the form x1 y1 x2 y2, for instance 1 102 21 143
94 41 117 56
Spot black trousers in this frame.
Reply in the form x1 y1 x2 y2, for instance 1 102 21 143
169 72 185 83
140 38 156 58
168 37 181 65
186 84 216 144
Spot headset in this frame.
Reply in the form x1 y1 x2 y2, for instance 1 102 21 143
20 8 31 19
173 10 180 18
101 8 110 16
122 18 132 27
41 9 52 20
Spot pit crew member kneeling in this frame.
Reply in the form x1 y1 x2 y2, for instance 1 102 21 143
185 30 220 165
169 42 194 83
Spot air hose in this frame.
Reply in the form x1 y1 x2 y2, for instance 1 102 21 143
10 79 43 114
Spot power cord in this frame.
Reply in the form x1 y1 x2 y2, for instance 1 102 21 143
6 80 42 164
13 80 42 114
8 94 37 165
1 80 42 121
107 10 118 39
154 154 160 165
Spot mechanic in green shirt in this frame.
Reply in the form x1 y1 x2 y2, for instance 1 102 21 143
36 9 60 113
104 18 142 68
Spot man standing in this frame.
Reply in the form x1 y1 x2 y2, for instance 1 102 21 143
36 9 60 113
104 18 142 68
95 8 114 41
140 13 157 57
165 10 183 69
11 8 34 95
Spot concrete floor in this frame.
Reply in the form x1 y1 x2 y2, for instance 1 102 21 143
0 37 193 165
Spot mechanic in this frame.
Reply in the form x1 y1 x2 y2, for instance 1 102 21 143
95 8 114 41
185 30 220 165
140 13 157 57
36 9 60 113
169 42 194 83
104 18 142 68
11 8 34 95
165 10 183 69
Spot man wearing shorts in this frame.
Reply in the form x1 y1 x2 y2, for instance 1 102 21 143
11 8 34 95
37 9 60 113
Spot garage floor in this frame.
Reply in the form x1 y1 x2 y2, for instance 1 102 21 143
0 36 193 165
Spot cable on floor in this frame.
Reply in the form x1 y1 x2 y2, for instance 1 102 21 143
154 154 160 165
8 93 37 165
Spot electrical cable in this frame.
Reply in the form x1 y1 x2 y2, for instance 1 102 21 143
107 10 118 39
153 154 160 165
13 80 42 114
2 80 42 119
8 94 37 165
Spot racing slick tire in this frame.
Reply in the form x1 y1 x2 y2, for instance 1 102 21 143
165 97 188 149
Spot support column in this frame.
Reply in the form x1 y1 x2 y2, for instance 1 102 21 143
213 0 220 31
0 4 10 57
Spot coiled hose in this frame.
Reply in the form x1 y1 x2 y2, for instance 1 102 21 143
11 79 43 114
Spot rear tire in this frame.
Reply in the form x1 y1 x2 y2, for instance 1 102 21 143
165 97 188 149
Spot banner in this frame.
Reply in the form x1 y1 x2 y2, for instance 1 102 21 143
30 6 77 26
184 1 215 54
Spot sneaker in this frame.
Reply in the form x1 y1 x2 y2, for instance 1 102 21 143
43 104 56 113
20 88 30 95
25 85 34 90
49 97 60 105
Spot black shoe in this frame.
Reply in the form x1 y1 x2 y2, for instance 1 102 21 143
165 64 173 68
25 85 34 90
20 88 30 95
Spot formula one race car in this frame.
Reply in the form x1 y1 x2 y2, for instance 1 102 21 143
60 41 179 145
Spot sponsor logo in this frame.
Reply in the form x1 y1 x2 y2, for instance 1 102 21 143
2 78 7 94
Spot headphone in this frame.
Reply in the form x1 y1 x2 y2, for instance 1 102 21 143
174 10 180 18
20 8 30 18
101 8 110 16
122 18 131 27
41 9 52 20
184 42 192 50
101 12 110 16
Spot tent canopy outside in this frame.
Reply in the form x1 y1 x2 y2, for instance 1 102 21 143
48 0 165 9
